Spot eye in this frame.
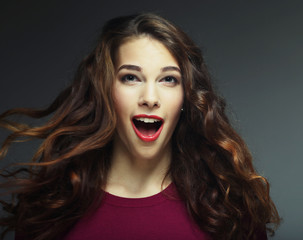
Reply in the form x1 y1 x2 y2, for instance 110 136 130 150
159 76 179 85
121 74 139 82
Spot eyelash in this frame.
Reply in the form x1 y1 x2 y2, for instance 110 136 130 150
121 74 138 82
120 74 180 85
160 76 178 83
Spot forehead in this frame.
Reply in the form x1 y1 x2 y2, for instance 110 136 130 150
115 36 179 68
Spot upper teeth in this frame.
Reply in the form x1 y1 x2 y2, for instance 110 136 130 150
135 117 161 123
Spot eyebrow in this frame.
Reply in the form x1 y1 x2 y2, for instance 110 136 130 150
117 64 181 74
161 66 181 73
117 64 142 72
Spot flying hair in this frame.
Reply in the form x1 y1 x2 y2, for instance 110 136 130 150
0 13 280 240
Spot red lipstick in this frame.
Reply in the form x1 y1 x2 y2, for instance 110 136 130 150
131 114 164 142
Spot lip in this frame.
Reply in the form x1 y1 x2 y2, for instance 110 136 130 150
131 114 164 142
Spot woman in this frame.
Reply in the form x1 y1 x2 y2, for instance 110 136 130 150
0 13 280 240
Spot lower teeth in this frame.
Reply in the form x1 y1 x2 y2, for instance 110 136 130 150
133 120 161 136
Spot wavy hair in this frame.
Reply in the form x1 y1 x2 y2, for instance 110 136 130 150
0 13 279 240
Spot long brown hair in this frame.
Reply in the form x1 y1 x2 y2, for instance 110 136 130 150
0 13 279 240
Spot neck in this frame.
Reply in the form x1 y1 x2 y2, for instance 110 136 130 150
105 140 172 198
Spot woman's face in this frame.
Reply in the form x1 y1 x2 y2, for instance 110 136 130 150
112 36 184 161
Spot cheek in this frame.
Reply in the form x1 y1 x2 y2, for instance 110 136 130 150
165 89 184 127
112 84 135 125
112 86 127 117
112 87 130 140
170 90 184 115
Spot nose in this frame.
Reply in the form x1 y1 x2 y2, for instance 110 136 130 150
138 82 160 109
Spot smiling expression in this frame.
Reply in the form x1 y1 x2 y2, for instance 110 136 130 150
112 36 184 161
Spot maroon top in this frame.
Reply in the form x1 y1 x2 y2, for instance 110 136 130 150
15 183 268 240
61 184 211 240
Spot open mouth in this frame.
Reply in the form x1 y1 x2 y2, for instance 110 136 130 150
131 116 164 142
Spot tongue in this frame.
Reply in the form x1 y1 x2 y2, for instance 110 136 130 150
136 121 158 136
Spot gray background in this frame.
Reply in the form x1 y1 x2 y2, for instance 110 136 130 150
1 0 302 239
